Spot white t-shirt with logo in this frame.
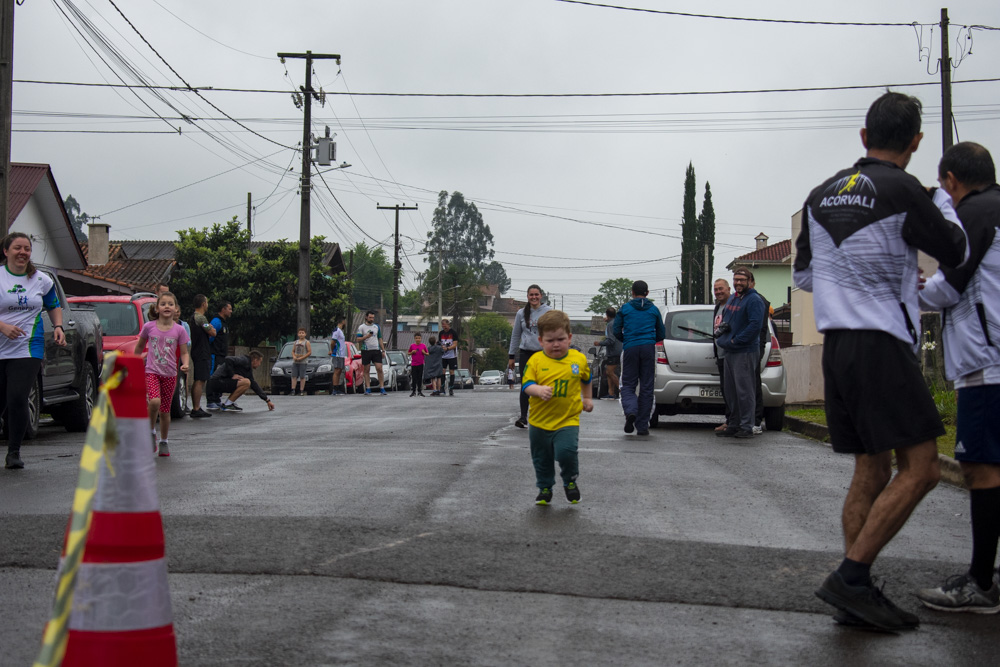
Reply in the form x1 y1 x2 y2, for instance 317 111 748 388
0 266 59 360
356 322 382 351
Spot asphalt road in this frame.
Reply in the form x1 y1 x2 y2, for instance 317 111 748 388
1 387 997 666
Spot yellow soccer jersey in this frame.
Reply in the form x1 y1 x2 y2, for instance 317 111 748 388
522 349 591 431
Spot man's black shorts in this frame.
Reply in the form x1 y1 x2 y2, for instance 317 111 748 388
192 355 211 382
955 384 1000 464
207 377 238 395
442 358 457 370
823 329 944 455
361 349 382 365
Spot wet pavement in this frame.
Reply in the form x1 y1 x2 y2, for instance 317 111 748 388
2 388 996 665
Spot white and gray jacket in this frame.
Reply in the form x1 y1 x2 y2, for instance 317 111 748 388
508 303 552 357
794 157 968 354
919 184 1000 383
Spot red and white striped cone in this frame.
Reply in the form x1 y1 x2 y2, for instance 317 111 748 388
50 354 177 667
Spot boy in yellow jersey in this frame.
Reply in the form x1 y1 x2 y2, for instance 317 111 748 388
522 310 594 505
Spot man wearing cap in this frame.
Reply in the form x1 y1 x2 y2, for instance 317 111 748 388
714 268 764 439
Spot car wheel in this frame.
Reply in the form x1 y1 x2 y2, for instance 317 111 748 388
6 375 43 440
764 404 785 432
171 373 187 419
60 363 98 432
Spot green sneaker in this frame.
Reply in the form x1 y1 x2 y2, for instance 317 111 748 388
565 481 581 504
535 488 553 505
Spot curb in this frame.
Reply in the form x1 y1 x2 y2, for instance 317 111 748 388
784 417 966 490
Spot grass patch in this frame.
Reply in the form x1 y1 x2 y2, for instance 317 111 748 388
787 408 826 426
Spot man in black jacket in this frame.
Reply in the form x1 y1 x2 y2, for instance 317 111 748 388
206 351 275 412
748 274 771 434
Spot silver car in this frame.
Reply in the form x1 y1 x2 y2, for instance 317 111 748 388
652 304 787 430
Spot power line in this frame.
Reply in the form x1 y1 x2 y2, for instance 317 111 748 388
15 76 1000 97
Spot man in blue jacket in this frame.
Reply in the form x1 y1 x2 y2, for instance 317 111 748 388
613 280 665 436
715 268 765 439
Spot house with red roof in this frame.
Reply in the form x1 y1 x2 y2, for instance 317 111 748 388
725 233 791 309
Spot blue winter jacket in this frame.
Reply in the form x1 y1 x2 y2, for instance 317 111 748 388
717 288 765 354
613 297 666 350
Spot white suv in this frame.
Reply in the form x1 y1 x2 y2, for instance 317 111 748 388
652 304 786 430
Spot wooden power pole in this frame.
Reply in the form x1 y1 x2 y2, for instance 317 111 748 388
376 203 417 350
940 8 954 152
277 50 340 336
0 0 15 235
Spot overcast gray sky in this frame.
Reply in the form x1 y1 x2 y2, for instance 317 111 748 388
11 0 1000 315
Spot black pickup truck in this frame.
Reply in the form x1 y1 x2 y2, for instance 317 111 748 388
17 267 104 438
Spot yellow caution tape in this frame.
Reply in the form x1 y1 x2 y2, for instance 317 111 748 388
34 353 125 667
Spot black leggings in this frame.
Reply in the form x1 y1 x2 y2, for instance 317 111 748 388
517 348 535 420
0 358 42 454
411 364 424 392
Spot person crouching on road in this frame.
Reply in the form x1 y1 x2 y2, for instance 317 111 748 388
521 310 593 505
290 327 312 396
134 291 189 458
424 336 444 396
612 280 665 436
206 350 275 412
715 268 765 439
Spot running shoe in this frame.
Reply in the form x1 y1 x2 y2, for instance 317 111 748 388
417 392 426 397
535 488 553 505
637 429 650 436
5 451 24 469
916 573 1000 614
380 388 388 396
735 429 754 439
624 414 636 434
221 402 243 412
409 391 416 397
365 389 372 395
716 426 740 437
752 425 764 435
815 571 911 631
515 416 527 429
206 403 221 411
565 481 581 504
190 408 212 419
157 441 170 457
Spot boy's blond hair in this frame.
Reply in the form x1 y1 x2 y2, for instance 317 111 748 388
537 309 571 337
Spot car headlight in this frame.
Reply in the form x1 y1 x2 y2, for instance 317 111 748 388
316 364 332 373
271 366 284 376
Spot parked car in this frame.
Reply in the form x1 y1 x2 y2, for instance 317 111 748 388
479 369 503 385
9 268 104 439
455 368 474 390
270 339 335 394
586 345 613 399
340 341 365 393
67 292 188 418
366 350 405 391
652 304 786 430
386 350 411 391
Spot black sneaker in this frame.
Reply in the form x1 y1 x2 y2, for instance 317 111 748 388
418 392 426 397
515 417 527 429
624 414 636 434
716 426 740 437
221 402 243 412
815 571 910 632
449 389 454 396
637 429 650 436
565 482 581 504
5 451 24 469
190 408 212 419
535 488 553 505
734 429 754 439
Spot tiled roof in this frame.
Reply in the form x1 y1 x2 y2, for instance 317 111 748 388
73 243 174 293
8 163 49 227
494 297 526 314
729 239 791 266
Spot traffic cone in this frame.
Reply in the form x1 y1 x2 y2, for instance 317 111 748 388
34 353 177 667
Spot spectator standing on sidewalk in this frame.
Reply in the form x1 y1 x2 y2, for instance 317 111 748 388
290 328 312 396
712 278 732 432
508 285 551 428
356 310 387 396
330 317 347 395
612 280 665 436
795 91 968 631
408 333 428 397
206 301 232 410
593 307 622 400
748 274 771 434
438 319 459 396
188 294 215 418
917 141 1000 613
424 336 444 395
714 268 764 440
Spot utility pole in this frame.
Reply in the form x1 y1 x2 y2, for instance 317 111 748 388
345 249 354 336
246 192 252 249
940 8 954 152
377 203 417 350
277 50 341 335
438 249 443 320
0 0 15 235
703 243 712 304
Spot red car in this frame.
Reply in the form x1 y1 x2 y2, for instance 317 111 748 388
67 293 188 416
341 341 365 393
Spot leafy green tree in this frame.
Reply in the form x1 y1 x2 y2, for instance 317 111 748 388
473 346 510 373
348 241 394 311
467 312 512 350
680 162 700 304
699 182 716 292
587 277 637 314
399 287 424 315
425 191 495 270
482 260 511 294
63 195 89 242
170 219 350 345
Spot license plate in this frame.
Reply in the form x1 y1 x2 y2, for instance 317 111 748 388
699 386 723 398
